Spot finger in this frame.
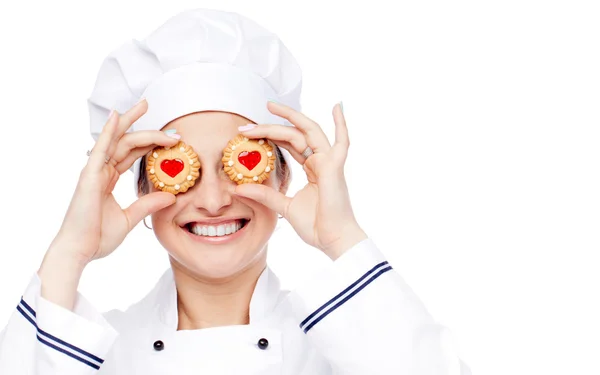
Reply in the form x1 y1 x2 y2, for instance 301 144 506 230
112 131 180 164
114 145 154 175
107 100 148 159
105 168 120 194
332 103 348 147
88 110 118 171
114 99 149 140
331 102 349 162
266 101 331 153
234 183 291 218
270 140 306 165
240 124 308 154
123 191 176 231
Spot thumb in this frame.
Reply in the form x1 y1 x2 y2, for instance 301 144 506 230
124 192 176 230
234 184 291 217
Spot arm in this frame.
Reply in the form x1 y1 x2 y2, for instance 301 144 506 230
0 272 118 374
236 102 471 374
0 100 176 374
287 239 471 375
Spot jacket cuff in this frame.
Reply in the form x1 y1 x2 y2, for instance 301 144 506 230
287 238 392 333
16 273 118 372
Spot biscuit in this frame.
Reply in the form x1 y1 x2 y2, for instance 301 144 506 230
146 141 201 194
222 135 276 184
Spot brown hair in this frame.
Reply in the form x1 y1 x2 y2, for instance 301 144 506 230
137 144 291 196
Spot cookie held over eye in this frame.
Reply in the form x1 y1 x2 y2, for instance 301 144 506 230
222 135 276 184
146 141 201 194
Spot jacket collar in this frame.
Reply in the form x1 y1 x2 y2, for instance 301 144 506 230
153 265 282 329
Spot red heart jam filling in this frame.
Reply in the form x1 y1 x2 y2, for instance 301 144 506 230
238 151 261 171
160 159 184 178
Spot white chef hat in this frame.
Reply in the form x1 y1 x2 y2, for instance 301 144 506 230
87 8 302 191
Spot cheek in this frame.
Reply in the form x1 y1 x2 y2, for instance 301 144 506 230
248 180 280 236
232 179 279 243
255 203 278 226
250 205 278 247
150 205 174 234
148 194 183 235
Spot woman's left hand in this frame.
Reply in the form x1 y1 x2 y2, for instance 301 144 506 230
234 101 367 260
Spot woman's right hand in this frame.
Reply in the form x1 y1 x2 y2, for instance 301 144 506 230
38 100 178 308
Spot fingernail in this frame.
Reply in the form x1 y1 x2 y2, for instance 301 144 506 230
164 129 177 134
267 98 279 104
136 97 146 105
167 133 181 139
107 109 115 120
339 101 344 114
238 124 257 132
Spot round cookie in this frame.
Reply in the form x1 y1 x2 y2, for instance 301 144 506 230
222 135 276 184
146 141 201 194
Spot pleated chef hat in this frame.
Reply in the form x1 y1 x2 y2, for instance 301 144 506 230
87 8 302 190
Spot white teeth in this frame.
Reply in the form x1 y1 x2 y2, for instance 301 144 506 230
189 220 246 237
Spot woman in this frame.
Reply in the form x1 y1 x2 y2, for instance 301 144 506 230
0 9 470 374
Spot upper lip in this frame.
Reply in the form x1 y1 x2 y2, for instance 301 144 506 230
180 217 249 227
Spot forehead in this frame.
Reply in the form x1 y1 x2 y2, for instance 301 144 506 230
163 111 251 158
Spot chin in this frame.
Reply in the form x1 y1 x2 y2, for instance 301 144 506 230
171 251 264 280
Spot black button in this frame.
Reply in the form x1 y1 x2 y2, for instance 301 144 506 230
257 338 269 350
153 340 164 351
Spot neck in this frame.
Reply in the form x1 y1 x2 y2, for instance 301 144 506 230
171 255 267 330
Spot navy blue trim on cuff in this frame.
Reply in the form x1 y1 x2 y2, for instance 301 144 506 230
16 297 105 370
299 261 393 333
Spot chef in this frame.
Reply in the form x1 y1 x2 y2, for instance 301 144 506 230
0 8 471 375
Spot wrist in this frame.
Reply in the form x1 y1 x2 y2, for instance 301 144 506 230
323 225 368 261
40 247 88 277
38 246 88 311
47 232 94 268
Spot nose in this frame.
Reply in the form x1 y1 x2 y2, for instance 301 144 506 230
189 166 234 215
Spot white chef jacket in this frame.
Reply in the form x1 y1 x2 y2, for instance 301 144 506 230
0 239 471 374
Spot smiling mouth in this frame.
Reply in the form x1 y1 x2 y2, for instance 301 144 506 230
184 219 250 237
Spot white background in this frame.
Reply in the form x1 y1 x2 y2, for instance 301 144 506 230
0 0 599 374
